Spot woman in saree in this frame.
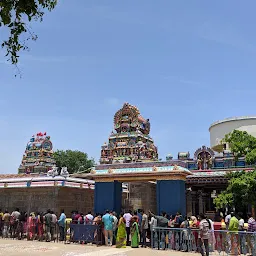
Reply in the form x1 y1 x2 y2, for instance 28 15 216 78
131 216 140 248
116 215 126 248
27 212 36 240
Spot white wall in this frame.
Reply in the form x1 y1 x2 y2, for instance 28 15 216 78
209 117 256 148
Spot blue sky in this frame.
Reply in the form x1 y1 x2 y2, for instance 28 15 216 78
1 1 256 173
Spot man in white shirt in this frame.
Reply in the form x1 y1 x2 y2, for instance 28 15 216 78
141 210 149 248
199 213 210 256
85 211 94 224
51 211 57 241
238 212 244 231
149 214 157 245
225 212 231 228
123 210 132 246
111 211 118 245
11 208 20 237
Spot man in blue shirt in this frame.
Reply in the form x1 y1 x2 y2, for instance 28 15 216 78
137 209 143 243
58 209 66 241
102 210 114 246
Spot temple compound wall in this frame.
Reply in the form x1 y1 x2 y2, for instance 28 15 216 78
0 175 131 216
0 187 94 215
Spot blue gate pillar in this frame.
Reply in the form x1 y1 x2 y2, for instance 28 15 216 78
157 180 186 216
94 181 122 215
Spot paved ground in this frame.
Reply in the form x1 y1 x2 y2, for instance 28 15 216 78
0 239 199 256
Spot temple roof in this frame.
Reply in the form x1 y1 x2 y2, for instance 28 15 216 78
0 174 39 179
92 165 191 175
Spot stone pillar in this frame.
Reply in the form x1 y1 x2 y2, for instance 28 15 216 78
198 190 203 214
186 190 192 216
191 192 197 216
94 181 122 215
157 180 186 216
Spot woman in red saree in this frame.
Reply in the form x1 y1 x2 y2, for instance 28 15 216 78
27 213 36 240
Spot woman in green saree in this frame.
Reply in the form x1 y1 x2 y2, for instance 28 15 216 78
116 215 127 248
131 217 140 248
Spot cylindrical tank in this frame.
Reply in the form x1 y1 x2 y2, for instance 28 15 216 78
209 116 256 151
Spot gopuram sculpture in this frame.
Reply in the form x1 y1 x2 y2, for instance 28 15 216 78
100 102 158 164
18 132 56 174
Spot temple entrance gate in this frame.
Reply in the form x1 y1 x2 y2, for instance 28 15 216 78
89 165 191 216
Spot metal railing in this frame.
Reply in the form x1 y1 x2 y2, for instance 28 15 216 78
151 227 256 255
69 224 103 245
0 221 103 245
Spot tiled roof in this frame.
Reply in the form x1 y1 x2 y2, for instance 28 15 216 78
188 171 226 178
188 168 254 178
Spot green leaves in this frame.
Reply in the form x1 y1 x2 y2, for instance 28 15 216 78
53 150 95 174
0 0 57 65
214 170 256 210
224 130 256 164
214 192 233 210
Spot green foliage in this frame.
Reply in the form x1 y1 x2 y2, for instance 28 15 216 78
53 150 95 174
214 192 233 210
214 170 256 210
224 130 256 164
0 0 57 65
245 148 256 165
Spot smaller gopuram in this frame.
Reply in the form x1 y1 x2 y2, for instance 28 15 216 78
100 102 158 164
18 132 56 174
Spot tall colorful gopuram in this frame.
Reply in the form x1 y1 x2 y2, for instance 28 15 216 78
100 102 158 164
18 132 56 174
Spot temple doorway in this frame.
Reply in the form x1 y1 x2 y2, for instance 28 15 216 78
123 181 157 214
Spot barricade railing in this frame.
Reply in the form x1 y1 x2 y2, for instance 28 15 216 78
69 224 103 245
0 220 104 245
151 227 256 255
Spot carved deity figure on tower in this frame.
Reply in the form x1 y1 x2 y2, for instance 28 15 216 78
207 155 213 169
197 156 202 170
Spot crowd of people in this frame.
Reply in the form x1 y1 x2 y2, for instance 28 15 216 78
0 208 66 242
1 207 256 256
70 209 216 252
94 209 256 256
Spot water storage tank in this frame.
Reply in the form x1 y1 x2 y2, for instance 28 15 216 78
209 116 256 152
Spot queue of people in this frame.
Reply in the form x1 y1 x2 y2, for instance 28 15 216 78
1 207 256 255
0 208 66 242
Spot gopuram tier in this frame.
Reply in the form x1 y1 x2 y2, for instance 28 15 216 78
18 132 56 174
100 103 158 164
